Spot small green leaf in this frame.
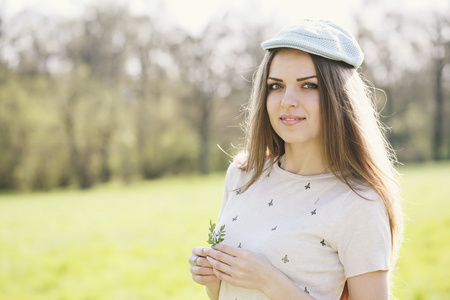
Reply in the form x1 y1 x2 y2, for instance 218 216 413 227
207 219 226 246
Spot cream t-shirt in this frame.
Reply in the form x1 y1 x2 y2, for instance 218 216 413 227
215 161 391 300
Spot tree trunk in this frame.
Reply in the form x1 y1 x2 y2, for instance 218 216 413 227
199 94 211 175
62 92 94 189
432 56 444 160
99 142 112 182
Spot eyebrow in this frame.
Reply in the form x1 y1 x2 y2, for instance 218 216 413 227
268 75 317 82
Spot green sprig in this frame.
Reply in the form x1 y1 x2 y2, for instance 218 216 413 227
207 220 226 246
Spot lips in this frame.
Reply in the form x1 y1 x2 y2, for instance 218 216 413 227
280 114 305 126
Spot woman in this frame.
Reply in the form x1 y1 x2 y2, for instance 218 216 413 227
189 19 403 300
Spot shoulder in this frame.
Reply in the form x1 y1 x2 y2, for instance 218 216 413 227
332 184 388 229
224 151 273 192
232 151 249 169
345 184 386 213
223 155 250 192
228 151 273 177
326 183 391 278
330 183 390 243
225 155 247 181
352 183 383 202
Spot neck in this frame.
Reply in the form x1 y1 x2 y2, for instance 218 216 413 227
280 142 328 176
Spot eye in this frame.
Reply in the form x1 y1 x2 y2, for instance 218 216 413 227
303 82 318 90
268 83 283 90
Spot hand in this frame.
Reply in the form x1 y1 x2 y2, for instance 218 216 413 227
204 243 277 293
189 246 220 287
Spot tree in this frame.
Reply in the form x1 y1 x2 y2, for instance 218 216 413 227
60 4 134 187
352 1 450 161
172 13 268 174
428 11 450 160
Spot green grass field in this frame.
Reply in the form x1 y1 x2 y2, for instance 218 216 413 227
0 162 449 299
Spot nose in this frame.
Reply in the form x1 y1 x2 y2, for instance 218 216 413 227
280 87 299 109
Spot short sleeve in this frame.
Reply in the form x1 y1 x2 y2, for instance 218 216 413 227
332 188 391 278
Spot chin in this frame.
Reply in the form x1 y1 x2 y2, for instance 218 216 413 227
281 136 322 148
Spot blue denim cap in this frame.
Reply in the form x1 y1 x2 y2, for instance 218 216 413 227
261 19 364 68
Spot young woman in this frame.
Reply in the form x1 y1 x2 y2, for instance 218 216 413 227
189 19 403 300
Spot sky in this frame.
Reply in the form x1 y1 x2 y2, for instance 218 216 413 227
2 0 449 36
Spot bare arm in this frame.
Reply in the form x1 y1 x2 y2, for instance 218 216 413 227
347 270 389 300
205 283 220 300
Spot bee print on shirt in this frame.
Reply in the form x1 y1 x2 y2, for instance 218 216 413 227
232 215 238 222
236 189 242 195
282 255 289 263
238 243 242 248
305 183 311 190
304 287 310 294
311 198 320 216
271 226 277 231
320 239 326 246
268 199 273 207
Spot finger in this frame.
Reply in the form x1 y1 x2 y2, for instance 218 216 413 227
206 255 234 276
190 265 216 276
190 256 212 267
205 246 237 266
212 243 255 269
210 265 237 285
189 246 209 266
192 246 207 257
212 243 240 257
192 274 218 285
189 255 203 266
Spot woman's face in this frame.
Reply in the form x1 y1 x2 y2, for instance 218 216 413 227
266 49 321 150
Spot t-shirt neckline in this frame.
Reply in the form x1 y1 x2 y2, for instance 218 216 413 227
272 159 334 180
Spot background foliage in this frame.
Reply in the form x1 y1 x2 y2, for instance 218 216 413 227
0 1 449 191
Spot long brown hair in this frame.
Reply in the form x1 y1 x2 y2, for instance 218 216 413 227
239 49 403 268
